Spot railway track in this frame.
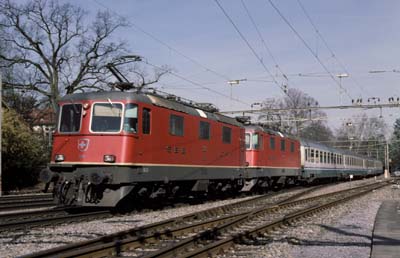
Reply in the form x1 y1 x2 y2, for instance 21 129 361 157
0 193 54 212
0 187 303 233
0 208 112 232
22 183 354 258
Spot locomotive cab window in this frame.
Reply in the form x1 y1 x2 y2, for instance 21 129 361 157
280 139 285 151
170 114 184 136
270 137 275 150
290 142 295 153
245 133 251 149
59 104 82 133
252 133 262 149
91 102 123 132
222 126 232 144
123 104 138 133
142 108 151 134
199 121 210 140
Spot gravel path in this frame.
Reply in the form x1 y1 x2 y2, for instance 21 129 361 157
0 177 393 257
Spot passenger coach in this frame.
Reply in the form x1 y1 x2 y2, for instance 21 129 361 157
301 139 383 182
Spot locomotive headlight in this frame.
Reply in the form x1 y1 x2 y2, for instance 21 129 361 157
55 154 65 162
104 154 116 163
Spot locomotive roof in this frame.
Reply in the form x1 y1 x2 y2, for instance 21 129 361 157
60 91 242 127
300 138 380 161
244 125 298 140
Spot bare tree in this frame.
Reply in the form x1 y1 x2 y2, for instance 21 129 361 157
258 88 330 138
335 113 387 159
300 121 334 142
0 0 167 112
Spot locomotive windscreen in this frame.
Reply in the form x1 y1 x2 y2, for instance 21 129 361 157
59 104 82 133
91 103 123 132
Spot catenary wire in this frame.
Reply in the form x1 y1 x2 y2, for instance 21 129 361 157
240 0 288 81
144 60 251 106
92 0 251 107
266 0 353 101
214 0 288 96
296 0 371 97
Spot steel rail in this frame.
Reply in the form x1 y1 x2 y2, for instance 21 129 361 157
0 200 55 212
0 193 52 201
0 210 111 232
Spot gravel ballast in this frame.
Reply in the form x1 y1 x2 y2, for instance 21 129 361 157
232 179 398 258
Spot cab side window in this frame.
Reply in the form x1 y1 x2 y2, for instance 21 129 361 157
222 126 231 143
170 114 184 136
142 108 151 134
123 104 138 133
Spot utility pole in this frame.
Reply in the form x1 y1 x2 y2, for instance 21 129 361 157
385 142 390 178
227 79 246 103
336 73 349 105
0 73 2 196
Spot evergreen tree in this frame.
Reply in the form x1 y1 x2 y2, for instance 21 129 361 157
390 119 400 170
1 108 48 191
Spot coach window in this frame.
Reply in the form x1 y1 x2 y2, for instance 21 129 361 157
170 114 184 136
222 126 232 143
252 133 262 149
142 108 151 134
199 121 210 140
59 104 82 133
320 151 324 163
270 137 276 150
280 139 285 151
305 148 309 161
245 133 251 149
310 149 314 163
123 104 138 133
91 102 123 132
316 150 319 163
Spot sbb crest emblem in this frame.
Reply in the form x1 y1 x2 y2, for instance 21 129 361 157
78 139 90 152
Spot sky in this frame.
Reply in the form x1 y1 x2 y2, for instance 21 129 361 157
49 1 400 133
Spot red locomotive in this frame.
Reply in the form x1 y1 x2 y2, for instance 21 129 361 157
243 125 301 192
42 89 381 208
45 91 253 207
